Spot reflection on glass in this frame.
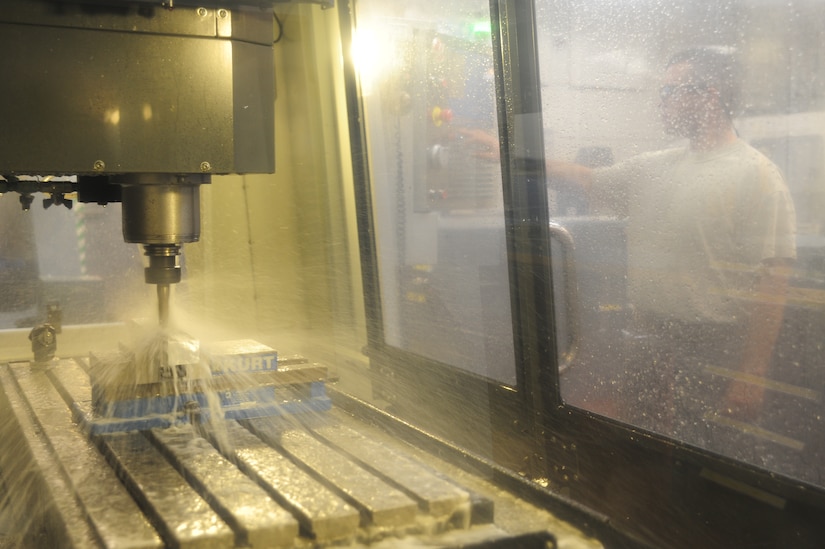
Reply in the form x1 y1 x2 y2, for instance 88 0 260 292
539 0 825 487
354 0 516 384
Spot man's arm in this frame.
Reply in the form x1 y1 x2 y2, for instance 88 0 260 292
546 160 594 193
723 258 793 420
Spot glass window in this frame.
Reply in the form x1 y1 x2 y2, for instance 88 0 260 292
538 0 825 488
353 0 517 384
0 189 144 329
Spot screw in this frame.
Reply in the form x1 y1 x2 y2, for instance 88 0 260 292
93 160 105 171
200 161 212 172
197 7 207 17
218 9 227 18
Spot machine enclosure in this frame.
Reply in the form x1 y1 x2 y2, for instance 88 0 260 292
0 2 275 176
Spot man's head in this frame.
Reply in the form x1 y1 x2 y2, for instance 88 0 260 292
659 47 741 140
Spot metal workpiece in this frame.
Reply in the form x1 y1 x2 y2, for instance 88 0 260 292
89 337 287 394
149 425 299 548
89 333 205 391
246 419 420 529
225 421 360 542
309 422 471 518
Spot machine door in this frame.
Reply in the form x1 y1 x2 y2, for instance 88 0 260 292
539 0 825 546
345 0 825 547
342 0 555 477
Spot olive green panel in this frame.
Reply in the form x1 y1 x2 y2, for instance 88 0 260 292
0 4 275 176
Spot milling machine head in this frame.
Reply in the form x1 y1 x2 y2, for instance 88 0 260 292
0 0 278 327
119 173 206 326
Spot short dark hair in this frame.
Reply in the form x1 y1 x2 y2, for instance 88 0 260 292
667 47 741 118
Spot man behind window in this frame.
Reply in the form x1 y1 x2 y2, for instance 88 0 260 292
551 47 797 447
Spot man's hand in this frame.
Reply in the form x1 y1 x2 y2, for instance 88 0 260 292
546 160 594 192
721 379 764 422
722 259 792 422
458 128 500 161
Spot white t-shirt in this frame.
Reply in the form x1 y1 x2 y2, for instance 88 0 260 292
592 139 796 324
